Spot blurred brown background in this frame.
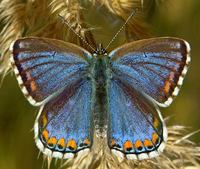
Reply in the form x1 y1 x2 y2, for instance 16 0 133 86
0 0 199 169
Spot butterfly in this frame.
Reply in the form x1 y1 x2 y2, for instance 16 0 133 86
10 37 190 160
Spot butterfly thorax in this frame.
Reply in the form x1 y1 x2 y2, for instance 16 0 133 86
92 44 109 88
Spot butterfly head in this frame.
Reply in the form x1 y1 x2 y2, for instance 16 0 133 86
93 44 107 57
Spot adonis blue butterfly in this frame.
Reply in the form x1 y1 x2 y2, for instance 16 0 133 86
10 37 190 160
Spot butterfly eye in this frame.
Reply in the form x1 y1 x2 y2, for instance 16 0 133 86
93 53 97 57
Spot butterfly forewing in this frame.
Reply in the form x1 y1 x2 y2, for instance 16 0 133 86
10 37 92 106
109 37 191 107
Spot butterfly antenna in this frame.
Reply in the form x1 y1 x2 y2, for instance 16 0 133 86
58 14 96 52
105 9 138 51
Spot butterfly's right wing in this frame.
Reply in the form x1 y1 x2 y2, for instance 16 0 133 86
10 37 92 106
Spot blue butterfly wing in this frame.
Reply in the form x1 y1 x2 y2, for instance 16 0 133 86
35 79 93 159
107 79 167 160
109 37 191 107
10 37 92 106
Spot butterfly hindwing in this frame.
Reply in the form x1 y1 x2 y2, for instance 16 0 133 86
10 37 92 106
34 79 93 159
108 79 167 160
107 79 167 160
109 37 191 107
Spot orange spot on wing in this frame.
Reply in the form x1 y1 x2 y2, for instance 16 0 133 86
164 72 175 94
57 138 65 148
153 118 159 128
30 80 37 91
164 80 171 93
111 139 116 147
152 133 159 144
25 73 37 91
42 114 48 127
48 137 57 146
67 139 77 150
42 129 49 142
144 139 153 148
135 140 143 149
84 138 90 145
123 140 133 151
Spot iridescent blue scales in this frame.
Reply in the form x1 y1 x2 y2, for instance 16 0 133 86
10 37 191 160
110 38 191 107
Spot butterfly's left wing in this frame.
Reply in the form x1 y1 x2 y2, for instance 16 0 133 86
109 37 191 107
10 37 94 158
10 37 92 106
35 79 94 159
107 79 167 160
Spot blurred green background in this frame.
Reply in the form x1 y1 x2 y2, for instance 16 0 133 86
0 0 200 169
